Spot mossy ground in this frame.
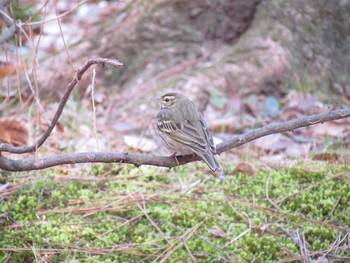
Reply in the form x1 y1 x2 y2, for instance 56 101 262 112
1 162 349 262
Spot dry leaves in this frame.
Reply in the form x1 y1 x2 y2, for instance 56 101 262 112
0 117 29 146
232 161 258 176
312 153 338 163
0 62 17 78
208 227 227 238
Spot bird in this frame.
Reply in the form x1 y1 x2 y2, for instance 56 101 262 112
155 92 225 180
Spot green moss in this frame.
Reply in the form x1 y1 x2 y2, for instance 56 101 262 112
1 162 349 261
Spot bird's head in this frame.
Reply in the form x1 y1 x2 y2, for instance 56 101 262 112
156 93 185 109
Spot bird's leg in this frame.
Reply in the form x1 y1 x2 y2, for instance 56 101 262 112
170 152 180 165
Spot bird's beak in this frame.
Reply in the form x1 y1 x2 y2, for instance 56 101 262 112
152 97 162 109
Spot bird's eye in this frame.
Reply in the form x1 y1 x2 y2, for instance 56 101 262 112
164 98 170 102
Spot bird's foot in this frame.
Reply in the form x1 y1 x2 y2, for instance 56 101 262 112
214 168 226 182
170 152 180 165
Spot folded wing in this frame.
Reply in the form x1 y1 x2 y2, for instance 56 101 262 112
156 110 221 172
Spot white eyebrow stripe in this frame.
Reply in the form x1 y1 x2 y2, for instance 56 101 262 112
163 96 175 100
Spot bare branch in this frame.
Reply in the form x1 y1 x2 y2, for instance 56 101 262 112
217 108 350 153
0 58 123 154
0 107 349 171
0 57 349 172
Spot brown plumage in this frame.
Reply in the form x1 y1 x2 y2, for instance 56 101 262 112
155 92 225 179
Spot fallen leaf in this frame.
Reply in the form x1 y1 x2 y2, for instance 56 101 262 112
232 161 258 176
244 102 257 115
310 121 348 137
56 122 65 133
0 117 29 146
296 95 317 112
208 85 228 109
0 63 17 78
243 94 259 115
227 96 242 114
264 96 279 116
192 252 210 259
0 126 11 144
208 227 226 238
286 94 317 112
312 152 338 163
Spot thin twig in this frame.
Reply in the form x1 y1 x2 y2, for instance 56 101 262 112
224 200 252 247
131 192 170 245
325 196 341 220
182 238 197 263
91 68 100 151
100 213 144 238
309 106 335 124
155 219 206 263
266 176 281 211
54 0 75 72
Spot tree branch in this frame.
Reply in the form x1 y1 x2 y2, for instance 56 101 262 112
0 108 349 171
217 107 350 153
0 57 349 172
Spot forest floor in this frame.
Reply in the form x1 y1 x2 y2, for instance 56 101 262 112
1 160 350 262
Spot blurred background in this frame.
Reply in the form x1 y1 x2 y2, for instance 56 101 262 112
2 1 350 262
1 0 350 163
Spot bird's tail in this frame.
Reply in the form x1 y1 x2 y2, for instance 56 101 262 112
202 153 221 172
199 152 226 181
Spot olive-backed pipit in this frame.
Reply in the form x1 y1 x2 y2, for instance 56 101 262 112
155 92 224 179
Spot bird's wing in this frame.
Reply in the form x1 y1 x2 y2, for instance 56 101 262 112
157 112 213 153
198 118 216 153
170 120 221 172
157 109 221 172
